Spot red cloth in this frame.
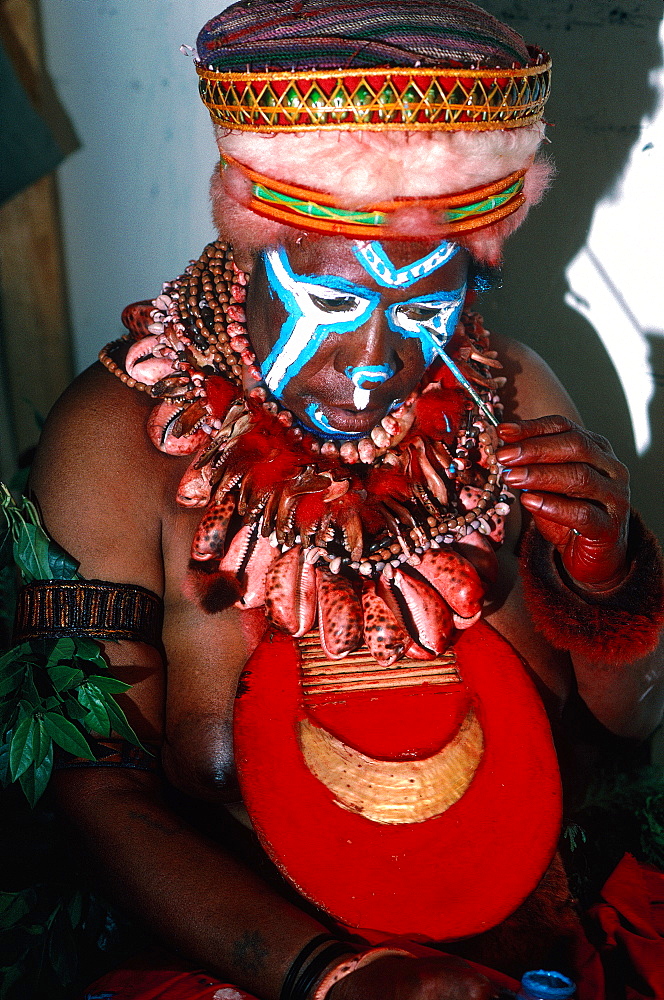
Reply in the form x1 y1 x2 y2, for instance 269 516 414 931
585 853 664 1000
82 950 255 1000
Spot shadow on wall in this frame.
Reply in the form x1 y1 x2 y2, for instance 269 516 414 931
478 1 663 541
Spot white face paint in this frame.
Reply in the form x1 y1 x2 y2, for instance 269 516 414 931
260 240 481 437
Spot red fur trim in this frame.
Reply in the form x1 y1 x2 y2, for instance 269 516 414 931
520 511 664 664
413 386 468 442
205 375 239 417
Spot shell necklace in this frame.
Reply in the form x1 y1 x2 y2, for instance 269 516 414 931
101 241 513 662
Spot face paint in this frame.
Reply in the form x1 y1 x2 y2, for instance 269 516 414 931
259 241 487 438
261 246 379 401
353 241 460 289
344 364 395 410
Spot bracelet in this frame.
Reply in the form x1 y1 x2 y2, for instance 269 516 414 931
309 945 416 1000
519 509 664 663
280 936 361 1000
280 935 340 1000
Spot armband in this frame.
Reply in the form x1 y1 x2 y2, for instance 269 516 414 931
53 737 160 773
13 579 164 649
519 509 664 663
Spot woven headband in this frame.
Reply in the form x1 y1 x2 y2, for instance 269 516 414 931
198 53 551 133
219 152 527 237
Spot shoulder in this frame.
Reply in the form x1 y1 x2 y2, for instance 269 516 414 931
490 329 582 424
29 362 184 593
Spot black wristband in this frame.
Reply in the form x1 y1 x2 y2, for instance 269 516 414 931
280 934 338 1000
291 941 359 1000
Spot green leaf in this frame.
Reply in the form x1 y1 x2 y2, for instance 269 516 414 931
48 904 79 985
104 697 142 746
72 636 107 661
12 522 53 583
32 718 50 768
0 962 26 999
42 713 93 759
0 892 31 928
18 745 53 807
85 674 131 694
77 687 111 736
67 890 83 929
8 716 36 780
46 541 80 581
47 664 85 693
63 697 87 721
0 668 24 698
45 637 76 667
0 743 10 785
0 644 33 673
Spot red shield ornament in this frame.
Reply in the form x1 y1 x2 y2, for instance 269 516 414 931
234 620 561 940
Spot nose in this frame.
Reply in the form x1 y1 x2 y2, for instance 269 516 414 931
334 308 398 406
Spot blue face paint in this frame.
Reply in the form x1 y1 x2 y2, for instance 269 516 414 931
261 247 379 401
344 364 395 410
352 241 460 289
259 241 495 437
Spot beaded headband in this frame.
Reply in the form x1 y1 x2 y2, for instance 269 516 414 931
196 48 551 133
219 152 527 238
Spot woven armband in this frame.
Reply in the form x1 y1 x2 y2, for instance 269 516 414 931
520 510 664 664
53 738 160 773
13 580 164 649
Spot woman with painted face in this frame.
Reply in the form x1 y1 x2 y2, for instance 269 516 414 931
22 2 664 998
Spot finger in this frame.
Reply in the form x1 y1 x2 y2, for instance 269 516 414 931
502 463 628 509
518 490 615 541
497 431 624 481
497 415 576 441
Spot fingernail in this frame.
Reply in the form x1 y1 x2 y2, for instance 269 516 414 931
502 467 528 484
496 445 521 463
498 422 521 434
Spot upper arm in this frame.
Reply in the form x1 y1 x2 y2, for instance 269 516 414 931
491 331 582 425
29 363 172 739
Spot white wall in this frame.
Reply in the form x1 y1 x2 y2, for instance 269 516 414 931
41 1 664 538
40 0 225 371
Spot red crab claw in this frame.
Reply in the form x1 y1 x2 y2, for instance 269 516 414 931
219 525 278 609
148 401 208 456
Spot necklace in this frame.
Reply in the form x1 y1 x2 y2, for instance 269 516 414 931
101 241 512 662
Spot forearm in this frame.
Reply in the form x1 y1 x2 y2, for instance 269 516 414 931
53 770 328 1000
573 635 664 740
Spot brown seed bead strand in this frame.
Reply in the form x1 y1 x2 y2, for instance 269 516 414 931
99 335 151 394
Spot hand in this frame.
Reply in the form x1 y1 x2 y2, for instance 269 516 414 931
328 953 495 1000
496 416 630 591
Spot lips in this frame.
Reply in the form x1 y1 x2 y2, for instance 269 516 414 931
310 401 386 434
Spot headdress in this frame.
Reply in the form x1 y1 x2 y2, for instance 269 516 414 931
195 0 553 263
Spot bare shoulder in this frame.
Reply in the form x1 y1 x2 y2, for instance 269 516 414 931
490 329 582 424
29 362 179 594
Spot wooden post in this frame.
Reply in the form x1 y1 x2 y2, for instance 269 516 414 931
0 0 74 470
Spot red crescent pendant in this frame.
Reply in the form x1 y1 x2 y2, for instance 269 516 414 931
234 620 562 940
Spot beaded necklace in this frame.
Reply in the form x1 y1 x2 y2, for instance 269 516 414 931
101 241 512 659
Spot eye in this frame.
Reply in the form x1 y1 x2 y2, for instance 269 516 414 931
398 304 441 323
309 293 359 312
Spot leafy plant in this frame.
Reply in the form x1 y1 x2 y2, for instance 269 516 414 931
0 483 143 805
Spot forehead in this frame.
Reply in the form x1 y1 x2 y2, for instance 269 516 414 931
278 236 469 295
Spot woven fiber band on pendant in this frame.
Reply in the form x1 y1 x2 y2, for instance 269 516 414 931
13 580 164 649
197 46 551 133
220 151 526 237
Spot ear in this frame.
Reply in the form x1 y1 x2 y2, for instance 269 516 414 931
232 244 257 276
